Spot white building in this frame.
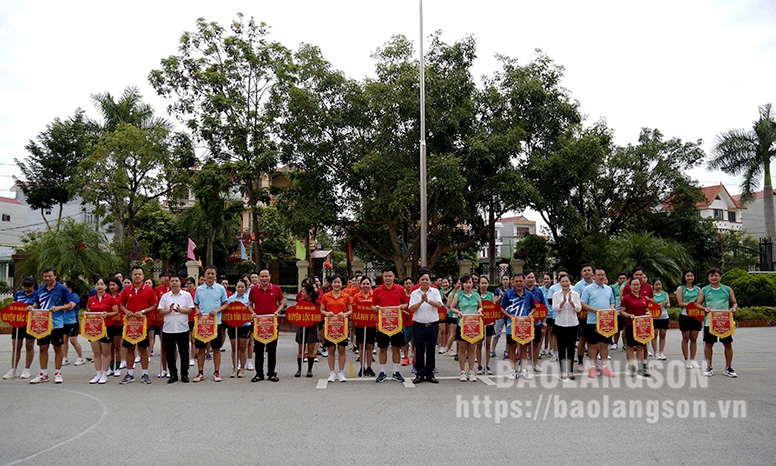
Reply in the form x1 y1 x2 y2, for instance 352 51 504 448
479 214 538 260
731 189 776 238
693 184 745 232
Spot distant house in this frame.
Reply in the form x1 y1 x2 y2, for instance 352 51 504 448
479 214 537 260
731 189 776 238
662 184 745 233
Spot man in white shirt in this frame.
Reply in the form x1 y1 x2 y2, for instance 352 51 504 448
158 275 194 384
408 269 443 384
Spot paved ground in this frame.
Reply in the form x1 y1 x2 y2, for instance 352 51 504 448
0 327 774 465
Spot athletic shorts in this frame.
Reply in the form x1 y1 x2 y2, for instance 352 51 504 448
108 325 124 339
376 330 405 348
445 316 458 325
679 314 702 332
37 327 65 347
63 323 79 338
188 321 195 333
617 315 626 330
227 325 252 339
403 326 413 344
149 325 162 334
585 323 613 345
295 326 319 344
123 334 150 349
653 318 669 330
194 331 223 350
323 337 349 348
703 327 733 344
354 326 376 345
624 326 645 347
485 324 495 337
493 318 505 338
545 318 555 326
11 326 33 340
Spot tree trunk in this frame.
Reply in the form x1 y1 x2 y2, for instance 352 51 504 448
40 209 51 231
206 224 215 266
56 203 64 231
488 204 496 282
763 182 775 268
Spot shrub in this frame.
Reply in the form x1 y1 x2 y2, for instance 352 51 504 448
727 274 776 307
733 306 776 321
721 268 749 283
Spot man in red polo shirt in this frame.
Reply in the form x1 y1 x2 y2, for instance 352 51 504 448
119 266 158 385
372 266 409 383
248 269 286 382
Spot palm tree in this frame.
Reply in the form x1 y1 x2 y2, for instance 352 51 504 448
90 86 169 131
609 232 691 286
709 104 776 266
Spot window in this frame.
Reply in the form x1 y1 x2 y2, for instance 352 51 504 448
1 214 10 222
44 210 51 215
728 211 736 222
712 209 724 220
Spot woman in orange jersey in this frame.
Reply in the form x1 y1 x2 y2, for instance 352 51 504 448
352 276 376 377
321 275 352 383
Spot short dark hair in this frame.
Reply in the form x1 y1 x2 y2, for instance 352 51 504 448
131 265 144 273
511 273 525 279
205 265 218 273
632 266 645 275
382 265 397 275
580 263 591 271
42 266 57 276
707 267 722 276
65 280 77 293
21 276 37 289
169 274 181 281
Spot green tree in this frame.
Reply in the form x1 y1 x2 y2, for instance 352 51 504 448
14 110 96 230
513 234 550 273
709 103 776 265
133 202 185 267
711 230 762 272
608 231 691 287
253 206 294 262
17 219 121 292
90 86 168 132
149 14 294 269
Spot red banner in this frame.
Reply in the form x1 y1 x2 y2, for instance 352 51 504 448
378 307 403 336
193 315 217 343
596 309 618 338
686 302 704 322
253 315 278 344
123 316 148 345
285 302 322 328
27 310 52 339
708 311 735 339
1 302 29 328
352 301 377 328
145 309 164 329
325 314 348 344
533 302 548 320
647 302 662 319
632 316 654 344
578 309 588 321
460 314 483 344
511 316 534 345
481 301 501 325
437 305 448 323
81 313 107 342
222 301 252 327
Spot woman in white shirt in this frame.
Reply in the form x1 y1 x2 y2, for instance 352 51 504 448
551 275 581 380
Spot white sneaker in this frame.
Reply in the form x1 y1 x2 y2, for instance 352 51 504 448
691 360 701 369
610 343 618 350
660 353 667 360
20 369 31 379
550 355 558 362
54 373 63 384
508 370 517 380
438 347 446 354
459 370 467 382
685 360 693 369
246 361 254 371
30 373 49 384
134 356 141 363
521 369 533 380
189 359 195 367
113 369 122 377
98 373 108 384
2 368 15 379
119 361 127 369
90 374 101 384
648 351 654 357
533 364 543 372
468 370 477 382
337 371 347 382
62 358 70 366
74 358 85 366
321 349 329 357
327 371 337 383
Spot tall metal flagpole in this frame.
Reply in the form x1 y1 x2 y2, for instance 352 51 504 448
419 0 428 268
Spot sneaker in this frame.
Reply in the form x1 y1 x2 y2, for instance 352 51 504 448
629 365 636 378
321 349 329 357
691 360 701 369
410 365 416 373
107 369 114 376
588 367 598 378
659 352 667 361
246 361 254 371
114 370 121 377
459 370 467 382
189 359 195 367
303 356 308 363
468 370 477 382
724 367 738 378
141 374 151 384
90 374 101 384
685 360 693 369
120 374 135 384
392 372 405 383
74 358 85 366
327 371 337 383
641 365 651 377
648 351 653 357
446 350 455 356
364 367 376 377
521 369 533 380
306 370 313 378
438 347 446 354
375 372 387 383
372 348 377 354
550 355 558 362
295 370 302 378
313 357 319 363
601 366 615 378
503 350 509 360
610 343 618 350
98 374 108 384
20 369 31 379
213 373 222 382
337 371 347 382
704 367 714 377
490 350 496 357
119 361 127 369
134 355 141 363
508 370 517 380
193 373 204 382
2 369 15 379
62 358 70 366
575 363 583 373
205 353 212 360
30 373 49 384
53 373 63 384
401 357 409 366
486 366 493 375
533 364 543 373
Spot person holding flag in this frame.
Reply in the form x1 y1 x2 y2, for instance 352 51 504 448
4 276 38 380
676 269 702 369
696 268 738 377
524 271 548 375
28 267 71 384
249 269 286 383
448 274 483 382
372 266 409 383
580 268 616 378
193 266 229 382
85 277 120 384
352 276 376 377
226 279 252 379
118 266 158 385
320 275 352 383
620 277 652 377
499 273 536 380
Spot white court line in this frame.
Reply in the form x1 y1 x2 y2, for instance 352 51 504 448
402 379 415 388
479 376 496 386
315 379 328 389
2 387 108 466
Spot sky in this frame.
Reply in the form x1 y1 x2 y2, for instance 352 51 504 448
1 0 775 229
